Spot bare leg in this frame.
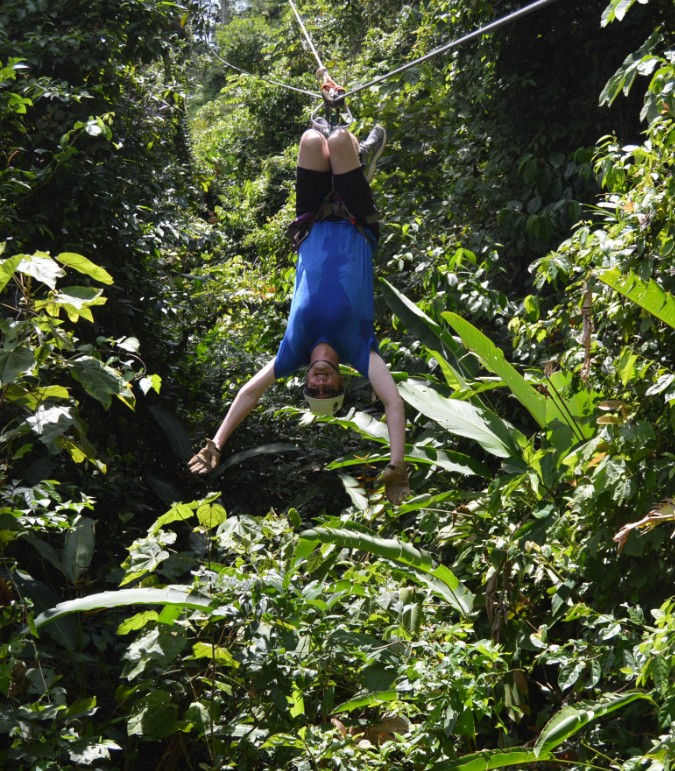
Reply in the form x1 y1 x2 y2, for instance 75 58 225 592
298 128 330 171
326 128 360 174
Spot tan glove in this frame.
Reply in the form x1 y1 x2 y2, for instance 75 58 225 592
378 462 410 505
188 438 221 475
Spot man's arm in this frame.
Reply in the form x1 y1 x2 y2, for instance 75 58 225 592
367 350 405 464
189 358 277 475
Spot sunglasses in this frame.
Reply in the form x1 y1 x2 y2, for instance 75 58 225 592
304 385 343 399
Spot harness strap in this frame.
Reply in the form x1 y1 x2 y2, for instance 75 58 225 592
286 191 378 251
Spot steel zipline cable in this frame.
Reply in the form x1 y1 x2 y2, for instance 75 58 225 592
343 0 562 99
209 48 322 99
288 0 326 76
212 0 562 103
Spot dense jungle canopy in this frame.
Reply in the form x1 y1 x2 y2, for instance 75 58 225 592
1 0 675 768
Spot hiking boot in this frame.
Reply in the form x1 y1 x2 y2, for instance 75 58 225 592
359 125 387 182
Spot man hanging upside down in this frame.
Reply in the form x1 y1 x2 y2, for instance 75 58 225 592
188 123 410 505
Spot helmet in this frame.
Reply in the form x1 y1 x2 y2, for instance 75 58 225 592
303 389 344 416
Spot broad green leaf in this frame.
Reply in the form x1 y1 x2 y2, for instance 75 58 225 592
0 254 22 292
127 689 178 739
17 252 66 289
67 737 120 764
70 356 125 408
430 747 552 770
380 278 474 387
195 501 228 529
117 611 159 635
34 587 214 629
116 336 140 352
54 286 106 309
55 252 114 285
214 442 300 475
441 312 548 428
338 472 369 511
121 530 176 585
139 373 162 394
192 641 239 667
323 409 390 443
301 526 432 570
0 346 35 386
62 516 96 584
399 379 521 459
335 690 398 713
5 384 70 409
289 683 305 717
543 370 597 442
298 526 473 615
328 444 488 477
150 502 197 534
534 690 652 756
599 267 675 329
27 405 74 446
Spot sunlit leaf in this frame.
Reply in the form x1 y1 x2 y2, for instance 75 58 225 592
599 267 675 329
534 690 652 755
34 587 214 629
380 278 474 387
55 251 114 285
442 312 548 427
192 641 239 667
399 379 521 459
70 356 126 408
298 526 473 615
0 254 22 292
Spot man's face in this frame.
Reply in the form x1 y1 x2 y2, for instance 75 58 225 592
305 360 343 399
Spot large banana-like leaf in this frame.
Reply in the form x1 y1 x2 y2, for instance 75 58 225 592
429 748 551 770
325 410 490 476
430 690 651 769
533 690 651 756
442 312 549 428
214 442 300 477
441 312 591 450
298 526 473 616
34 588 213 629
380 278 476 388
599 267 675 328
399 379 522 460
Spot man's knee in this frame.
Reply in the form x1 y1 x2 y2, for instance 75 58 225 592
327 128 358 154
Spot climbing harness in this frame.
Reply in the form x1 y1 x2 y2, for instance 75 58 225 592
286 192 378 251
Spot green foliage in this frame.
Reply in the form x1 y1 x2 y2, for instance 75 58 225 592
2 0 675 768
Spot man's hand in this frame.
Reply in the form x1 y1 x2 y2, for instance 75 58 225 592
378 462 410 505
188 439 221 475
